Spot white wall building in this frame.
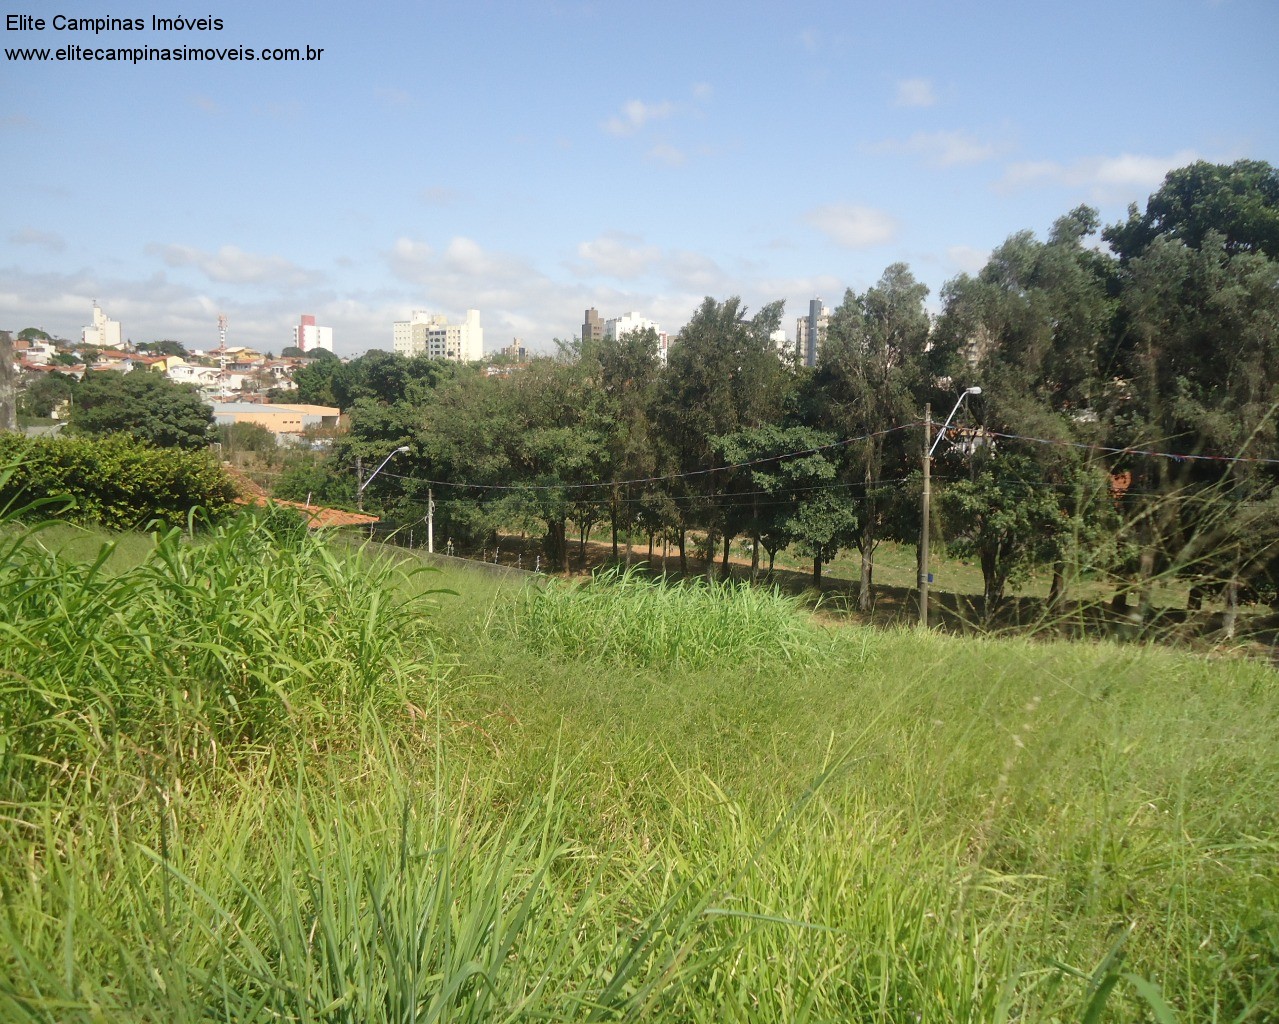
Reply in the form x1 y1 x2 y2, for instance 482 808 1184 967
603 312 670 365
82 302 122 349
293 314 334 353
392 309 483 362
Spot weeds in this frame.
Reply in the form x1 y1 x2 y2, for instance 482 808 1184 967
509 565 832 670
1 497 1275 1021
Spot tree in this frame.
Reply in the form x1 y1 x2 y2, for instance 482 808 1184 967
1104 233 1279 616
137 339 190 359
938 449 1068 616
1104 160 1279 262
18 371 74 419
597 327 661 562
933 209 1118 605
656 296 787 577
70 369 213 450
715 425 857 585
810 264 931 608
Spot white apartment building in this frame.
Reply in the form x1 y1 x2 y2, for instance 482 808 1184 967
293 314 334 353
82 302 123 349
392 309 483 362
603 311 670 365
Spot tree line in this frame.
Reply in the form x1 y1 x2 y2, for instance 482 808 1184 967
286 161 1279 623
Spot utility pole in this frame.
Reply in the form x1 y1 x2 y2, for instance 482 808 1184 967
919 386 981 631
920 403 930 629
427 488 435 553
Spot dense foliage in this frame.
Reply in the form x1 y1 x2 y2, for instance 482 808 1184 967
70 367 214 449
288 162 1279 623
0 432 238 529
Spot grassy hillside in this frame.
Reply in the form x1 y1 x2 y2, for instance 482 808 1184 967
1 520 1275 1022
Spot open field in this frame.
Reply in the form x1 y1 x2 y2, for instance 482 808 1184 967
2 518 1277 1021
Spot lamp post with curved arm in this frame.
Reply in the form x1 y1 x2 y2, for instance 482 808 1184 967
356 445 410 512
920 387 981 628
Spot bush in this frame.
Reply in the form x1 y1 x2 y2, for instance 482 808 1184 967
0 432 238 529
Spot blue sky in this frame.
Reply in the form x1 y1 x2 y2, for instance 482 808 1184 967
3 0 1276 355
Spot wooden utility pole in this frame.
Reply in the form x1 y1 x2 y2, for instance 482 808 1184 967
920 403 930 629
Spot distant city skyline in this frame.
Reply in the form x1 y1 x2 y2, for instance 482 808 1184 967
2 0 1276 355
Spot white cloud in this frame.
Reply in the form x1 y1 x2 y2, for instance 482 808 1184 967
946 245 990 275
998 149 1202 197
805 204 900 249
799 28 820 52
894 78 936 108
9 227 66 252
661 250 732 294
692 82 713 103
603 99 675 136
574 232 661 279
420 185 462 206
868 130 998 167
647 142 686 167
152 244 324 288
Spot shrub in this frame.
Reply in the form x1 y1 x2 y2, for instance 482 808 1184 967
0 432 238 529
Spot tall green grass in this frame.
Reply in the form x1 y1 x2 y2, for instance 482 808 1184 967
1 490 1276 1021
0 504 446 796
510 566 830 669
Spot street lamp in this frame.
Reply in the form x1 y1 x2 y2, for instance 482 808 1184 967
929 387 982 457
920 387 981 628
356 445 410 512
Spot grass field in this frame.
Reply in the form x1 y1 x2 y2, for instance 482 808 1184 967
1 516 1276 1021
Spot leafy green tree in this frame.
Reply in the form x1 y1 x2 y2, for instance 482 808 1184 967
810 264 931 608
18 371 74 419
217 421 279 463
137 339 190 358
597 327 661 562
1104 159 1279 262
657 296 786 576
1105 232 1279 615
70 369 213 450
715 425 856 584
933 209 1118 604
273 460 358 510
938 449 1068 616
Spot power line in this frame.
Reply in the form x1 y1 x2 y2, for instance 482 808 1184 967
375 424 915 493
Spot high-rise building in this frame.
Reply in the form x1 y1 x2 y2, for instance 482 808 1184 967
293 314 334 353
582 308 603 345
603 312 670 365
770 329 795 363
82 302 122 349
392 309 483 362
796 298 831 368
